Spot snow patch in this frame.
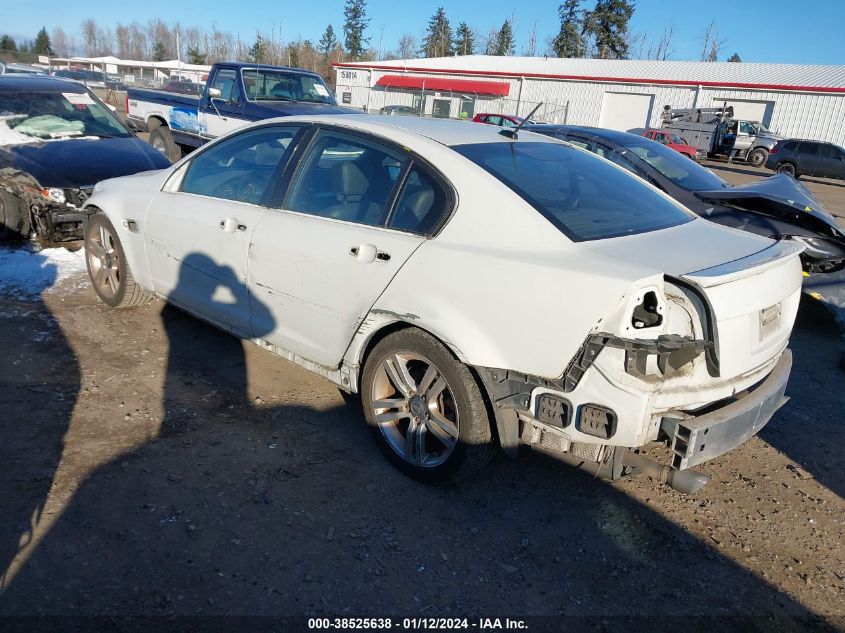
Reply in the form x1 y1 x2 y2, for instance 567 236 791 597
0 243 88 299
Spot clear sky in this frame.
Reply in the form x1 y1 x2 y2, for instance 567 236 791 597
6 0 845 65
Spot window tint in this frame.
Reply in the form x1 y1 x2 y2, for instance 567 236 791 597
453 142 694 241
818 144 839 159
181 125 301 204
388 166 448 234
798 141 819 155
782 141 797 151
564 136 590 150
210 69 240 102
592 142 642 176
284 130 408 226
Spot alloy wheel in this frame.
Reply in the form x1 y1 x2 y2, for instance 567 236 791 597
370 352 460 468
86 224 121 299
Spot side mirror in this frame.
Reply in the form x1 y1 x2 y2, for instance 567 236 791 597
207 87 222 99
125 118 139 131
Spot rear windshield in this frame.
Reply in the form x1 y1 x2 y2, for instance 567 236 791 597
453 141 694 241
621 137 725 191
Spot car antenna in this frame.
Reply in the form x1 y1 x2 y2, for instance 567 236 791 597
500 103 543 140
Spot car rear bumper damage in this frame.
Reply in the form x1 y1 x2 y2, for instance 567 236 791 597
476 346 792 494
661 348 791 471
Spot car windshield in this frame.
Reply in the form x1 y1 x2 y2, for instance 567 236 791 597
453 141 694 241
621 138 726 191
242 69 336 104
0 90 131 142
670 133 685 144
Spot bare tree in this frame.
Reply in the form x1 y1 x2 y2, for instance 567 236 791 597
700 21 726 62
524 22 537 56
51 27 69 57
81 19 98 56
397 34 416 59
650 25 674 60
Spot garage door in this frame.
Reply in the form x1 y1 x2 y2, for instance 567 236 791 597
599 92 655 131
714 99 774 125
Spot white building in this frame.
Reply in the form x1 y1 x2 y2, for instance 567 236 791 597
333 56 845 145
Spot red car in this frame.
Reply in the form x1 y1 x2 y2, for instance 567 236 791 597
472 113 542 128
639 128 705 161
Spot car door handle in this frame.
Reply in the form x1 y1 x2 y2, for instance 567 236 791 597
219 218 247 233
350 243 389 263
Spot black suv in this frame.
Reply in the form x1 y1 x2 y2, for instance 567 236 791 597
765 139 845 181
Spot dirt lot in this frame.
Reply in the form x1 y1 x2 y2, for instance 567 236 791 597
0 155 843 629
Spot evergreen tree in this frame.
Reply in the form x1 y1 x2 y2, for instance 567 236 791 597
187 46 206 64
583 0 635 59
248 35 264 63
727 52 742 62
453 22 474 55
32 27 53 55
492 19 515 56
319 25 338 59
343 0 370 60
420 7 453 58
552 1 585 58
152 41 167 61
0 35 17 51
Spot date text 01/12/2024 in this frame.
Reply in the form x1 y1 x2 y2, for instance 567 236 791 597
307 618 528 630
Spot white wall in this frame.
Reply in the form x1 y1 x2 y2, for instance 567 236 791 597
335 68 845 145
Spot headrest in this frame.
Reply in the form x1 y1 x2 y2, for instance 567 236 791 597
332 161 370 201
404 188 434 221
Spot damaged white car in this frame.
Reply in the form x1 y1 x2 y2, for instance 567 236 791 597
82 115 803 493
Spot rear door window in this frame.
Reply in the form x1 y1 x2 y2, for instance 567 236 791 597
283 129 408 226
782 141 797 151
798 141 820 155
387 166 449 234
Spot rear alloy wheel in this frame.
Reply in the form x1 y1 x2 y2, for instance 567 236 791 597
85 212 153 308
777 162 797 177
361 328 495 482
748 148 768 167
0 189 31 241
149 126 183 162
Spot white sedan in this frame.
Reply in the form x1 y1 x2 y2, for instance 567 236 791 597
82 115 803 492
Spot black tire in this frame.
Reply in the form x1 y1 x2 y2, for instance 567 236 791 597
777 162 797 177
149 126 182 163
361 328 495 482
0 189 31 241
84 212 153 309
748 148 768 167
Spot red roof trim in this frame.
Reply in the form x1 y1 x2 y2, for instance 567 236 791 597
334 62 845 94
374 74 510 96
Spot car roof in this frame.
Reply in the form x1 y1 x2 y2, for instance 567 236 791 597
0 75 88 93
217 61 323 78
264 114 555 147
523 124 645 145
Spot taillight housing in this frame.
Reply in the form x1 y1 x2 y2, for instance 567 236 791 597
770 147 779 155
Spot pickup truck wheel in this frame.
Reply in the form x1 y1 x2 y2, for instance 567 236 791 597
777 162 797 177
0 189 31 241
149 126 182 162
84 212 153 309
361 328 495 482
748 148 768 167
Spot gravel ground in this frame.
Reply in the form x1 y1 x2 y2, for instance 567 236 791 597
0 153 843 630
